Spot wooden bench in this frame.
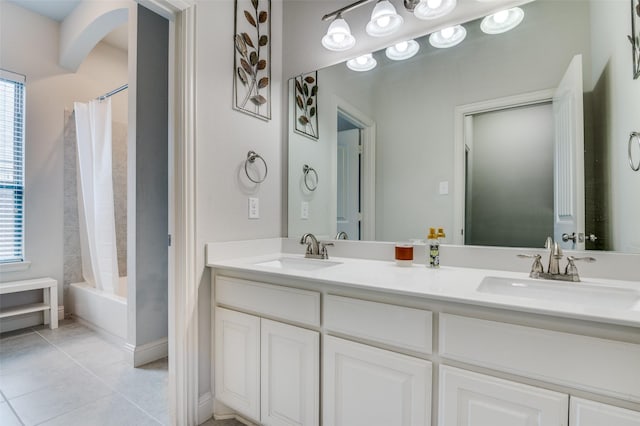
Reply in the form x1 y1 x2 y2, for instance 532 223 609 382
0 277 58 329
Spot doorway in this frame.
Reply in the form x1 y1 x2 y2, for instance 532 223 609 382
464 102 554 247
337 112 363 241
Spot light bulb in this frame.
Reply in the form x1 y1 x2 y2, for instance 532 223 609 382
385 39 419 60
441 27 454 39
376 15 391 28
493 10 509 24
347 54 377 71
427 0 442 8
414 0 456 20
396 41 408 52
356 56 368 65
332 33 345 43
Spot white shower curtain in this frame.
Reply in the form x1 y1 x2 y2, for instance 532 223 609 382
74 99 119 294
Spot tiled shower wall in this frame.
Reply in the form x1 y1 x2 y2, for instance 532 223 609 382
63 111 128 288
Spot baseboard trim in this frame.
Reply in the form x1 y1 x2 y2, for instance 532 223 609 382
0 305 65 333
197 392 214 425
123 337 169 367
212 400 257 426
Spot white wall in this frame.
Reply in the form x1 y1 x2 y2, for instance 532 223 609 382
194 0 283 397
0 2 127 312
589 0 640 253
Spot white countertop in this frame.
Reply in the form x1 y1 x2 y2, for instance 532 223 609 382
208 251 640 328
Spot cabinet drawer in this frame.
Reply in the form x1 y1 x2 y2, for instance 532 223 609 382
440 314 640 402
216 276 320 327
439 365 568 426
325 294 432 354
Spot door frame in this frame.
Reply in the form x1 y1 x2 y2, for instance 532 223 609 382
334 97 376 240
453 89 555 245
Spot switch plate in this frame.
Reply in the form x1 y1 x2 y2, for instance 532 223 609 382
439 181 449 195
248 197 259 219
301 201 309 220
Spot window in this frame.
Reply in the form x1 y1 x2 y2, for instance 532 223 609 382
0 70 25 263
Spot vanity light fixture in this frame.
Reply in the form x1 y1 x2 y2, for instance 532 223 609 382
347 53 378 71
414 0 457 20
366 0 404 37
480 7 524 34
385 39 420 60
322 14 357 51
429 25 466 48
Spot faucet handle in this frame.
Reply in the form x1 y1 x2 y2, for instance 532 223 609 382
517 254 544 278
564 256 596 281
319 241 334 259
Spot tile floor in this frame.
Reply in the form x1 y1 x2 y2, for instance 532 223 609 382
0 319 243 426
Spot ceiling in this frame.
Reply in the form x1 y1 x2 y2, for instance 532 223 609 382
8 0 128 51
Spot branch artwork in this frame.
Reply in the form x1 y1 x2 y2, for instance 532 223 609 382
630 0 640 79
294 72 319 140
234 0 271 119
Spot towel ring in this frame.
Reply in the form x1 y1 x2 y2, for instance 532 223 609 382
629 132 640 172
303 164 318 191
245 151 268 183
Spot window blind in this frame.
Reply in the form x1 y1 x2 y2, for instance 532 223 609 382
0 70 25 263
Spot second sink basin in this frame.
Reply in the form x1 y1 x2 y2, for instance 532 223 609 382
478 276 640 310
254 257 342 272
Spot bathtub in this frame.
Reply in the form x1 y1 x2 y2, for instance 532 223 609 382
68 277 127 340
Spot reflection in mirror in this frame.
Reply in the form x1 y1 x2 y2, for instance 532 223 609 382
288 0 640 253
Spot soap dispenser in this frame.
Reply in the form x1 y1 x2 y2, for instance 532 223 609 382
427 227 439 268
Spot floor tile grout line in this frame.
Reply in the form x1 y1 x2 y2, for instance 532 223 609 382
31 327 165 426
0 389 25 426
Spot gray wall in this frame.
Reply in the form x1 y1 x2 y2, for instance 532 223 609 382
131 4 168 347
465 103 554 248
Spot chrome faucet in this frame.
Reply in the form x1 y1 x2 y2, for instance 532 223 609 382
518 236 596 282
300 233 334 259
335 231 349 240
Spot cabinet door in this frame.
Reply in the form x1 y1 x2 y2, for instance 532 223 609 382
439 366 568 426
261 319 319 426
214 307 260 421
323 335 432 426
570 397 640 426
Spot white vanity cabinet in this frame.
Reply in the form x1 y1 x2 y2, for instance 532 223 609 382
323 335 432 426
439 366 568 426
214 277 321 426
322 295 433 426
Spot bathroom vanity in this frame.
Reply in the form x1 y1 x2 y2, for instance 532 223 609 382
207 239 640 426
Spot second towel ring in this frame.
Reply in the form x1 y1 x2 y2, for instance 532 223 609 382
245 151 268 183
303 164 318 191
629 132 640 172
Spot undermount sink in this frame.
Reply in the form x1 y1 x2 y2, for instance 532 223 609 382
254 257 342 272
478 276 640 310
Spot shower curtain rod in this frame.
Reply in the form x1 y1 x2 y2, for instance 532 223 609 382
97 84 128 101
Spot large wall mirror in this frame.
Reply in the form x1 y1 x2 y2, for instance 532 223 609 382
288 0 640 254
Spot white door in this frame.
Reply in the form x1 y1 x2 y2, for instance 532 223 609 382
553 54 585 250
439 366 568 426
261 319 319 426
323 335 432 426
570 397 640 426
337 129 360 240
214 307 260 422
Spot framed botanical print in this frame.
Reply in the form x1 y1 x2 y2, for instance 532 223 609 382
234 0 271 120
293 72 318 140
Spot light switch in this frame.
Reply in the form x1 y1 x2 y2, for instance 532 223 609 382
301 201 309 220
248 197 259 219
439 181 449 195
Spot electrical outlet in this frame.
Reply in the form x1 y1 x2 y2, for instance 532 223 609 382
439 181 449 195
301 201 309 219
248 197 259 219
